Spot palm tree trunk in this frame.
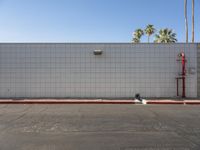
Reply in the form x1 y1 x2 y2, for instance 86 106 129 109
148 36 150 43
184 0 188 43
192 0 195 43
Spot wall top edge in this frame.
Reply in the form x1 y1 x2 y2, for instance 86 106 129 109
0 43 199 45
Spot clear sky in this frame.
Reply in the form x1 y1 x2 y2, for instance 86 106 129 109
0 0 199 43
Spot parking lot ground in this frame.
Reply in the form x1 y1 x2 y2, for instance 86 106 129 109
0 104 200 150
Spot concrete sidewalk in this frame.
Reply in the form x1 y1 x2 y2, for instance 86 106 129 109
0 99 200 105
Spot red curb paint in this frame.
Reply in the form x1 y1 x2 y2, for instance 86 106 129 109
0 100 200 105
185 103 200 105
147 100 200 105
184 101 200 105
146 100 185 105
0 100 136 104
147 101 184 105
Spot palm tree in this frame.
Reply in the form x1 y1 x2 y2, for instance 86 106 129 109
154 29 177 43
132 37 140 43
132 29 144 43
145 24 156 43
192 0 195 42
185 0 188 43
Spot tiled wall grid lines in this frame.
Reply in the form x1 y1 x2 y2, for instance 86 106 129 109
0 43 197 98
197 45 200 97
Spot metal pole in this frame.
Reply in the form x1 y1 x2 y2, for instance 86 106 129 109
177 78 179 96
182 53 186 98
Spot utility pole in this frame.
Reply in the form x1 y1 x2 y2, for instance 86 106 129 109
184 0 188 43
192 0 195 43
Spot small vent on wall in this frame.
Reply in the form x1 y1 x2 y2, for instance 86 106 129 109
94 50 103 55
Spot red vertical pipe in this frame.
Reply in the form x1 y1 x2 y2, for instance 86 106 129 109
181 53 186 98
177 79 179 96
182 77 186 98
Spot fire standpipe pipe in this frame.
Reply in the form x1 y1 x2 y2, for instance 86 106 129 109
176 52 186 98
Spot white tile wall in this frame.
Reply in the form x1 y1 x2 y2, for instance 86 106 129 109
0 43 198 98
197 45 200 97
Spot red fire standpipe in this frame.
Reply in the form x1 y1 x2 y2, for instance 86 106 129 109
176 52 186 98
181 53 186 98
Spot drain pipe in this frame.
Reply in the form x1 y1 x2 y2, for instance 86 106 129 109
181 53 186 98
176 52 187 98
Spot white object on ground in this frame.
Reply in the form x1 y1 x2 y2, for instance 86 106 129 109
135 99 147 104
134 99 142 104
142 99 147 105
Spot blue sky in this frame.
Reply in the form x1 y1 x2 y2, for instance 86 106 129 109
0 0 199 43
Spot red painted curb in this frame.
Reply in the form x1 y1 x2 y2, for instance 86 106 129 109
0 100 136 104
185 103 200 105
184 101 200 105
0 100 200 105
147 101 184 105
147 100 200 105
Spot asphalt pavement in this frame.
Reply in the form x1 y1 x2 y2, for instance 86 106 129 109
0 104 200 150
